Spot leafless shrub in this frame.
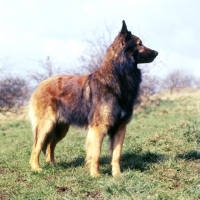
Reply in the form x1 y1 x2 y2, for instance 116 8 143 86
134 94 161 112
162 69 194 93
140 76 160 95
0 76 29 113
139 60 165 95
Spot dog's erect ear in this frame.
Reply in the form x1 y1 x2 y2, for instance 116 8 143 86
120 20 131 42
120 20 128 34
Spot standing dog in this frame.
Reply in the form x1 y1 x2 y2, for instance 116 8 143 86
29 20 158 177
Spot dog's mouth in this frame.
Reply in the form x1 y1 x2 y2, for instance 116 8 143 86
138 57 156 64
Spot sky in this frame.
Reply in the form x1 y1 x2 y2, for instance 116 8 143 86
0 0 200 77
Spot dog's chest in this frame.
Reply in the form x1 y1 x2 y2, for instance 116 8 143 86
120 110 126 119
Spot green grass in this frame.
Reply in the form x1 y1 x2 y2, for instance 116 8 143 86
0 98 200 199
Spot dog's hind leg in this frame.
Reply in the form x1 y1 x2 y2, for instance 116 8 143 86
86 125 107 177
45 123 69 164
29 106 56 172
109 122 126 177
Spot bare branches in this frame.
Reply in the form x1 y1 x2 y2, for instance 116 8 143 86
74 23 115 74
0 56 29 114
0 76 29 113
139 60 165 95
162 69 195 94
29 56 65 85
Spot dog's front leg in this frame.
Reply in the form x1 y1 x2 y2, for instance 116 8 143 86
86 125 106 177
110 123 126 177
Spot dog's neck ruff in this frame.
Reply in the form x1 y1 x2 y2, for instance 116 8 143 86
97 51 142 102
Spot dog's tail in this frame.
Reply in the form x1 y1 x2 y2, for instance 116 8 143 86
29 94 56 154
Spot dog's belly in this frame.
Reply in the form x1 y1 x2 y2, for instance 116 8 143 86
56 99 90 127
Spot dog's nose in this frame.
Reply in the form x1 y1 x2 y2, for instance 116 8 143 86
154 51 158 57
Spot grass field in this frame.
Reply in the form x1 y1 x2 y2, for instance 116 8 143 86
0 90 200 199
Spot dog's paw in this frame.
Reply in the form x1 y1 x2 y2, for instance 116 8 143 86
31 166 43 172
91 173 100 178
112 171 121 177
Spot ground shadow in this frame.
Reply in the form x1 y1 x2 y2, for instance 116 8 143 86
176 150 200 160
56 151 165 175
57 157 85 169
120 151 165 172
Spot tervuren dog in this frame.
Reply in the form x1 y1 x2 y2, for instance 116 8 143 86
29 20 158 177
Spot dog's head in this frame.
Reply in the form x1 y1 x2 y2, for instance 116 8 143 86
117 20 158 64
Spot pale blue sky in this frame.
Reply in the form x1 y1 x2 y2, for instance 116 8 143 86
0 0 200 76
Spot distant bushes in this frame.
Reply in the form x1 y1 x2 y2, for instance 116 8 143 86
0 76 29 113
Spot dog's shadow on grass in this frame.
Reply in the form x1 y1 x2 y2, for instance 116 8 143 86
56 151 165 174
120 151 165 172
52 150 199 175
57 157 85 169
176 150 200 160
